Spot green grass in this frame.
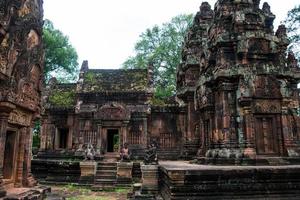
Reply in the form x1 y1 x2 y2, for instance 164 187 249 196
54 184 130 200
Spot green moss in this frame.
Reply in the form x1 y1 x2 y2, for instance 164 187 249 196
85 72 97 85
150 97 166 106
49 90 75 107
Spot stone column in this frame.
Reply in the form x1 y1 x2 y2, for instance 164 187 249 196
143 117 148 146
281 106 293 156
96 123 102 155
67 115 74 150
24 124 37 186
243 107 256 159
0 112 9 197
54 128 59 150
39 117 47 150
15 127 26 187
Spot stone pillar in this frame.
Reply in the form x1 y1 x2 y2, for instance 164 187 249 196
15 127 26 187
143 117 148 146
54 128 59 150
281 106 294 156
187 101 192 140
67 115 74 149
24 124 37 186
0 112 9 197
40 117 47 150
243 107 256 159
96 124 102 155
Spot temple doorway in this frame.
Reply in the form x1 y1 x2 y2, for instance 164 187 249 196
3 131 17 180
255 115 279 155
107 129 119 152
56 128 69 149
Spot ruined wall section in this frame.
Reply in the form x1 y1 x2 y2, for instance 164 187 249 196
0 0 43 194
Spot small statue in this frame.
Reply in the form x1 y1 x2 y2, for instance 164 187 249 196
120 143 131 162
84 143 95 161
144 140 158 165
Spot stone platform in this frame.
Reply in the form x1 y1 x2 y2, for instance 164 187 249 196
3 185 50 200
159 161 300 200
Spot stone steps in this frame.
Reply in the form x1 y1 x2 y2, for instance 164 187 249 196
92 161 117 190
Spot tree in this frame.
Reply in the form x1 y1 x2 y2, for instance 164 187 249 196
43 19 79 82
123 14 193 100
285 5 300 60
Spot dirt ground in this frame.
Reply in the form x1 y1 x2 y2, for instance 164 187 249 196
48 185 129 200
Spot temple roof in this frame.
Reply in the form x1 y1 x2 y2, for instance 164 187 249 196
47 83 76 110
81 69 148 93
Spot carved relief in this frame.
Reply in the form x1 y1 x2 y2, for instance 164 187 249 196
254 100 281 114
97 103 130 120
8 109 32 126
16 79 39 111
27 30 39 50
254 76 281 98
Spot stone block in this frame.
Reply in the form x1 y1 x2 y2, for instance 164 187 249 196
80 161 96 177
141 165 159 193
117 162 133 186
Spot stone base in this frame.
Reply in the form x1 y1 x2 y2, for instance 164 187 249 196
197 156 300 166
141 165 159 193
79 161 96 184
4 185 51 200
160 161 300 200
117 162 133 186
32 159 81 184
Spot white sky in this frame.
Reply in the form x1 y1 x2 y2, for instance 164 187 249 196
44 0 299 69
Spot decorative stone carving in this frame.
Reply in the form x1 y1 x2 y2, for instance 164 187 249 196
97 102 130 121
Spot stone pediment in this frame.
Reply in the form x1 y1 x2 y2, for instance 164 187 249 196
97 102 130 121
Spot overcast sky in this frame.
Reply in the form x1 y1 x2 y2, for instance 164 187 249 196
44 0 299 69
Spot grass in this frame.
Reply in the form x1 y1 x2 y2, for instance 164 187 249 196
52 184 130 200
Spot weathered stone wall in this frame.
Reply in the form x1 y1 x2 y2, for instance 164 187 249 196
0 0 43 195
149 106 185 159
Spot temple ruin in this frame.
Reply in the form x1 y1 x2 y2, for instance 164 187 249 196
1 0 300 199
0 0 49 199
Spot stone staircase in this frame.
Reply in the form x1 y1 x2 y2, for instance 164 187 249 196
92 153 118 191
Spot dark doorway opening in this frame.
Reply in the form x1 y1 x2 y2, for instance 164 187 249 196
107 129 119 152
3 131 17 180
58 129 68 149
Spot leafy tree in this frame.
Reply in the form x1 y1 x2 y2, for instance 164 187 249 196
123 14 193 100
285 5 300 60
43 19 79 82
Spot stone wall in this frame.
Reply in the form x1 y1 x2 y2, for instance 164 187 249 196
0 0 43 196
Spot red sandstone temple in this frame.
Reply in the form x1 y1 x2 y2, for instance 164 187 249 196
39 0 300 164
2 0 300 199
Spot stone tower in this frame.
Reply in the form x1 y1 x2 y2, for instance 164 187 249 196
177 0 300 163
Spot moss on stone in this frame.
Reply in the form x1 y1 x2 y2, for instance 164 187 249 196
49 90 75 107
84 72 97 85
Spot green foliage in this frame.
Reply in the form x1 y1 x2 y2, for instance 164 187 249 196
285 4 300 60
84 72 97 84
49 90 75 107
43 19 79 82
123 14 193 100
32 120 41 149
